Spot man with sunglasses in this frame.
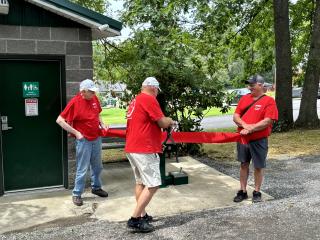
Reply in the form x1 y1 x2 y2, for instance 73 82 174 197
233 74 278 203
56 79 108 206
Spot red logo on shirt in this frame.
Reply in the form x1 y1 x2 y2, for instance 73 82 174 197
126 99 136 119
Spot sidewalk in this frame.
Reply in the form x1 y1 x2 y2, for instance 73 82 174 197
0 156 272 234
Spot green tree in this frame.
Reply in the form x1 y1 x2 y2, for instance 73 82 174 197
295 0 320 128
273 0 293 131
104 1 230 153
71 0 107 13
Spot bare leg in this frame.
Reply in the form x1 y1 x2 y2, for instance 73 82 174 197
132 186 159 218
254 168 263 192
134 184 146 217
240 162 250 192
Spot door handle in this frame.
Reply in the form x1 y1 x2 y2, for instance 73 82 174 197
1 116 13 131
2 125 13 131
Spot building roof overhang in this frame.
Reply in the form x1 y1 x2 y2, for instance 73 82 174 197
25 0 122 39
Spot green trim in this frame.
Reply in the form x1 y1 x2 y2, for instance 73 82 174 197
42 0 122 31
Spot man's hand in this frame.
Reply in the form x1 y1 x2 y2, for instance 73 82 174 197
242 123 255 132
172 121 179 130
157 117 175 129
100 123 109 130
75 131 84 140
240 129 251 135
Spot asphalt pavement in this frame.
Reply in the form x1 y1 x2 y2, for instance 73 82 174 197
201 98 320 130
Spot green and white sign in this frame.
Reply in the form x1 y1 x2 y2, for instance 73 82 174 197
23 82 39 98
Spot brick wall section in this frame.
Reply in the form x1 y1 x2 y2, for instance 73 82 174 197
0 25 94 189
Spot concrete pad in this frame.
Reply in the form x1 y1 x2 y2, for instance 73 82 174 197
94 156 273 221
0 156 272 234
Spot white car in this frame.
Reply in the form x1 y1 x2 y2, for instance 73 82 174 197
227 88 251 105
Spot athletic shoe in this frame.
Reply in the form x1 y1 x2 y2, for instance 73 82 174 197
233 190 248 202
91 188 108 197
72 196 83 206
252 190 262 203
127 217 154 233
142 213 153 222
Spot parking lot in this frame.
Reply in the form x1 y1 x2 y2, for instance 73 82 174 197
201 98 320 130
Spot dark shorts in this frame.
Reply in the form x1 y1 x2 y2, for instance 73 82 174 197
237 138 268 169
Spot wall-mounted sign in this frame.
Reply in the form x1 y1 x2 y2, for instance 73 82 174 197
25 98 39 116
23 82 39 98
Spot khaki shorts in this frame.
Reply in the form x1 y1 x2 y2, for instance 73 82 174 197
126 153 161 187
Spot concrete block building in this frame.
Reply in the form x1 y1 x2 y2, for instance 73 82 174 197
0 0 122 195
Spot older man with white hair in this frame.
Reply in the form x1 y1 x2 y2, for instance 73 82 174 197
56 79 108 206
125 77 175 232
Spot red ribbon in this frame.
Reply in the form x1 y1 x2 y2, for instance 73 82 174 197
101 129 249 144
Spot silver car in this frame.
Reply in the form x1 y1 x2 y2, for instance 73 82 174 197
228 88 251 105
292 87 320 98
292 87 302 98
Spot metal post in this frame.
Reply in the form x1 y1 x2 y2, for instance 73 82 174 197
159 152 173 188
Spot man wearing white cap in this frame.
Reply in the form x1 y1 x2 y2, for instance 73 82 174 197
56 79 108 206
125 77 175 232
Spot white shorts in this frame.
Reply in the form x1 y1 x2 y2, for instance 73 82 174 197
126 153 161 188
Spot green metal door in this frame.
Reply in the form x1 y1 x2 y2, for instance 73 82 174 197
0 59 64 192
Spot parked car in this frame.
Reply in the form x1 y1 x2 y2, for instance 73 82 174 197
293 87 320 98
292 87 302 98
227 88 251 105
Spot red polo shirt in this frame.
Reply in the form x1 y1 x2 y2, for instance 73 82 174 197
235 94 278 141
125 93 165 153
60 93 102 141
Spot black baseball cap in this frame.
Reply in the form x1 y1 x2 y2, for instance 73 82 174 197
245 74 265 84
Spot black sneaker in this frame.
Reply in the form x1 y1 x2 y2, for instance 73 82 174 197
252 190 262 203
142 213 153 222
127 217 154 233
233 190 248 202
72 196 83 206
91 188 108 197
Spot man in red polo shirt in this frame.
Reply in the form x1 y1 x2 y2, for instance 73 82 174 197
56 79 108 206
233 74 278 203
125 77 175 233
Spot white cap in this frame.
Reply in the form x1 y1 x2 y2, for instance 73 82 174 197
79 79 99 92
142 77 161 91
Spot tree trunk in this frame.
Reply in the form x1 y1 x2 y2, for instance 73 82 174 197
295 0 320 128
273 0 293 131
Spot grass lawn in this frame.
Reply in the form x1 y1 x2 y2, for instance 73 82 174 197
202 128 320 161
203 107 235 117
101 107 127 124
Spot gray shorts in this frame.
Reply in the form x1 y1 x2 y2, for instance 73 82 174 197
126 153 161 187
237 138 268 168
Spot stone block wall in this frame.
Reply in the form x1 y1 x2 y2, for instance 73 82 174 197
0 25 94 189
